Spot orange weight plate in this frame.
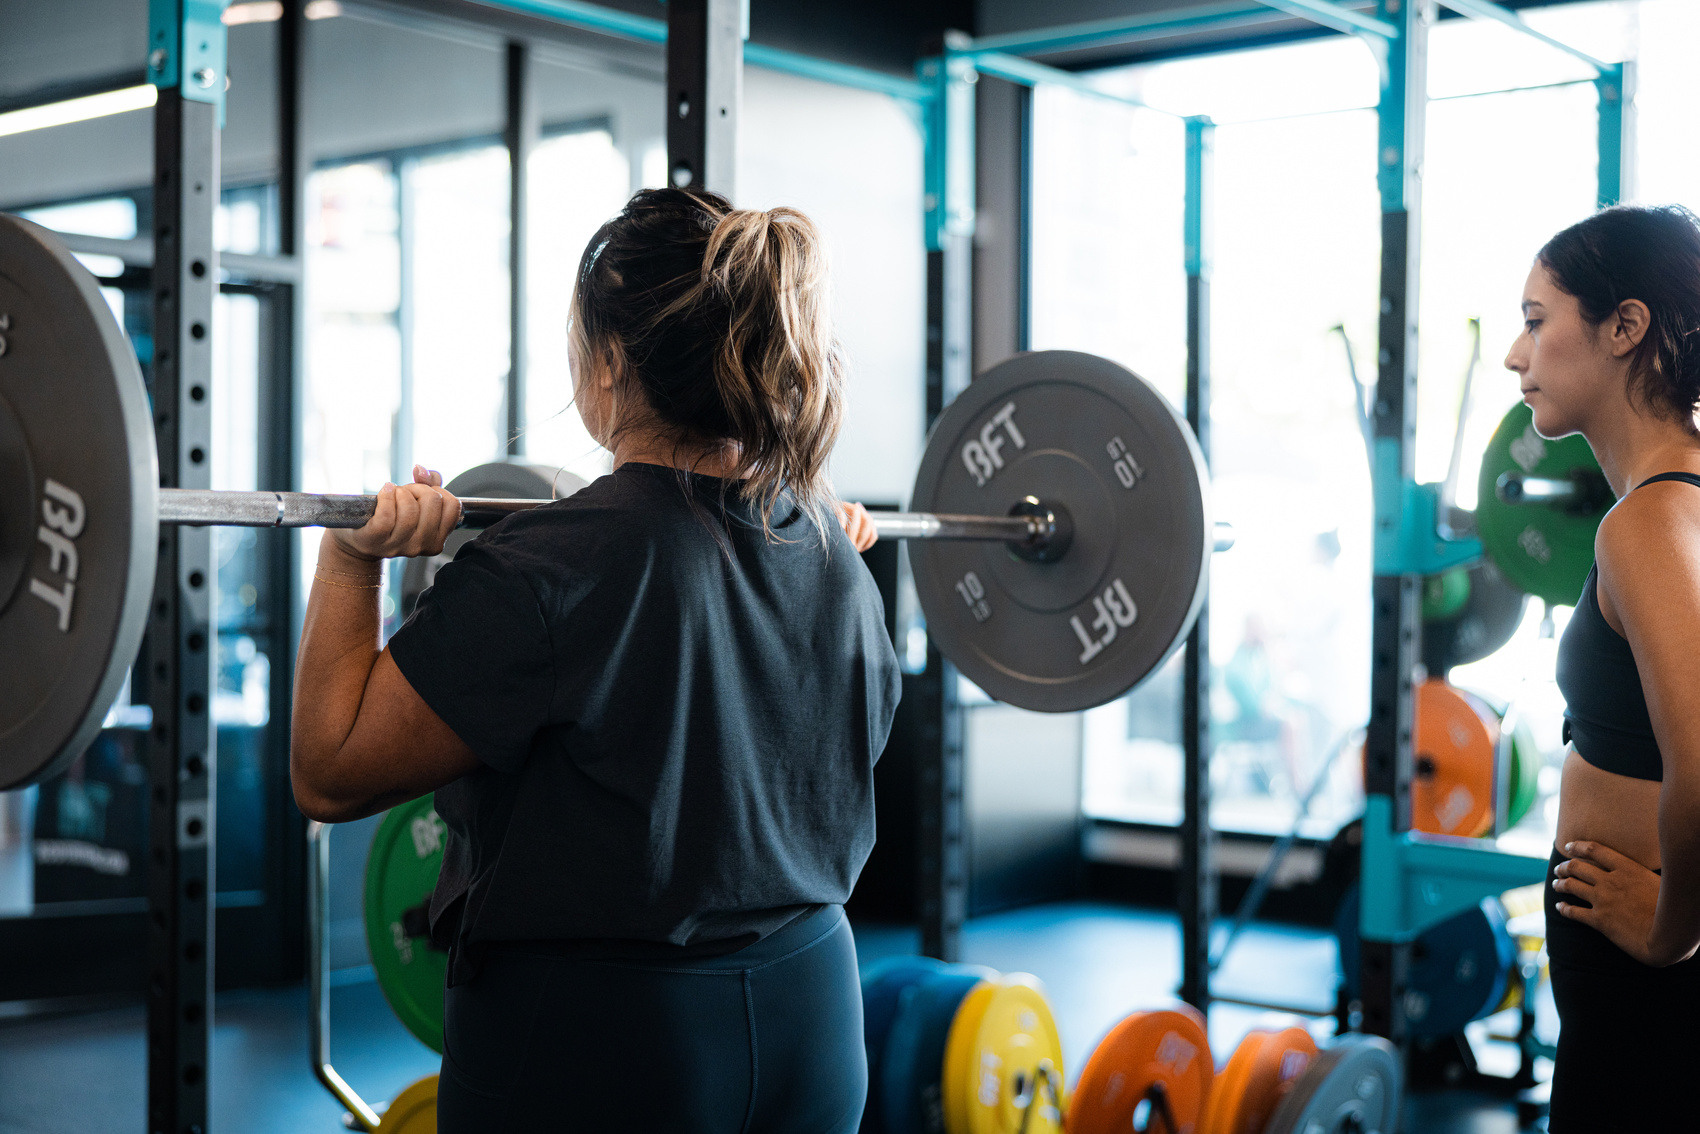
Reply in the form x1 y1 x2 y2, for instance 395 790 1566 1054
1068 1007 1212 1134
1411 679 1498 838
1199 1028 1316 1134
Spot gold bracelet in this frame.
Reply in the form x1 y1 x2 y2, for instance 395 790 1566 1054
313 573 383 590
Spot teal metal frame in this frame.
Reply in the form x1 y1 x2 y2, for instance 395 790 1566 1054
148 0 228 122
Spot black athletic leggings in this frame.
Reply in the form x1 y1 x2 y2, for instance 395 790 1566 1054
435 905 865 1133
1546 848 1700 1131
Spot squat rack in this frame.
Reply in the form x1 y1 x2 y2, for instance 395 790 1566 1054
116 0 1635 1125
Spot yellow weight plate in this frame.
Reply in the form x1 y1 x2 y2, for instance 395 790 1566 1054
375 1074 437 1134
941 974 1065 1134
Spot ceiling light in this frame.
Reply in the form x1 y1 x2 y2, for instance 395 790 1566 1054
223 0 341 24
0 85 158 141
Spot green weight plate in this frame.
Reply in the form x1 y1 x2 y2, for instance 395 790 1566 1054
1507 717 1541 829
0 213 158 791
399 462 586 619
1264 1034 1401 1134
1421 567 1470 622
909 351 1210 713
1477 402 1610 607
364 794 449 1053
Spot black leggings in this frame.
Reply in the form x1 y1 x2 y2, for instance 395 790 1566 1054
1545 849 1700 1131
435 905 865 1133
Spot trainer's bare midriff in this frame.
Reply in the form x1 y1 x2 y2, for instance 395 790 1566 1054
1555 744 1663 871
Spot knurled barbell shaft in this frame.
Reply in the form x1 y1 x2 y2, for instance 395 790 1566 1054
155 488 1052 543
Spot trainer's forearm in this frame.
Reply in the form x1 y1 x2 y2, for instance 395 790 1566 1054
290 539 387 804
1652 774 1700 964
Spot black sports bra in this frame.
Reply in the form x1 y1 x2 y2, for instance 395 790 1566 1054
1553 470 1700 782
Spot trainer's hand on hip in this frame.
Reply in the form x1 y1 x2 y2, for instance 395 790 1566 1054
332 466 463 562
839 502 877 553
1554 840 1689 966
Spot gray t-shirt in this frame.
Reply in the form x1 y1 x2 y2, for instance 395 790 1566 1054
387 462 900 984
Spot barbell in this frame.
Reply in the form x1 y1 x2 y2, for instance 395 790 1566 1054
0 212 1223 789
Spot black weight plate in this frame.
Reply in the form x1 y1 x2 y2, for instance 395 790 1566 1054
0 214 157 790
909 351 1210 713
1265 1034 1401 1134
1421 558 1527 677
399 462 586 618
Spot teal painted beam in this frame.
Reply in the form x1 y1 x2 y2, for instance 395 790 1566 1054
745 44 926 102
1254 0 1395 39
1438 0 1610 73
971 2 1280 57
464 0 665 42
149 0 229 120
1359 797 1548 943
964 50 1153 110
1596 61 1635 208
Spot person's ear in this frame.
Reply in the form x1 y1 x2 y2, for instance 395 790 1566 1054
1612 298 1652 357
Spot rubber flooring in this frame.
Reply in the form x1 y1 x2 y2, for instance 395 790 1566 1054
0 902 1541 1133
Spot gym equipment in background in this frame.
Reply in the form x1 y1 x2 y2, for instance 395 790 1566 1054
0 212 1229 789
1477 401 1613 609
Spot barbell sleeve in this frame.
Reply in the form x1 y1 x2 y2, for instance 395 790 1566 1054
1495 472 1577 505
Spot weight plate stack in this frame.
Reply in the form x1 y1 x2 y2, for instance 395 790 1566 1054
364 794 450 1053
399 461 587 618
1264 1034 1400 1134
1477 401 1610 608
863 956 954 1134
0 213 158 790
939 974 1064 1134
909 351 1210 713
881 966 996 1134
1069 1006 1213 1134
1200 1027 1317 1134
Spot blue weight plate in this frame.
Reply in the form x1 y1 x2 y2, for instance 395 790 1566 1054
1406 898 1517 1039
1336 888 1517 1041
861 956 952 1134
880 967 992 1134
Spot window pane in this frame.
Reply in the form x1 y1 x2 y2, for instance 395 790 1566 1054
1028 90 1186 407
523 128 630 484
407 144 511 481
301 161 402 617
18 196 137 240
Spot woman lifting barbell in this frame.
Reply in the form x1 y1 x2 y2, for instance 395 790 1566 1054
1508 205 1700 1130
289 187 900 1132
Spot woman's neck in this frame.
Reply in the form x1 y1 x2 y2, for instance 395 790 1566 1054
612 432 743 479
1584 397 1700 497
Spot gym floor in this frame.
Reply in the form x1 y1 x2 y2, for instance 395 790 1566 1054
0 902 1544 1134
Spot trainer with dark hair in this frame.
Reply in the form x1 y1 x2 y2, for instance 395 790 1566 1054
1513 204 1700 1130
288 187 901 1132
